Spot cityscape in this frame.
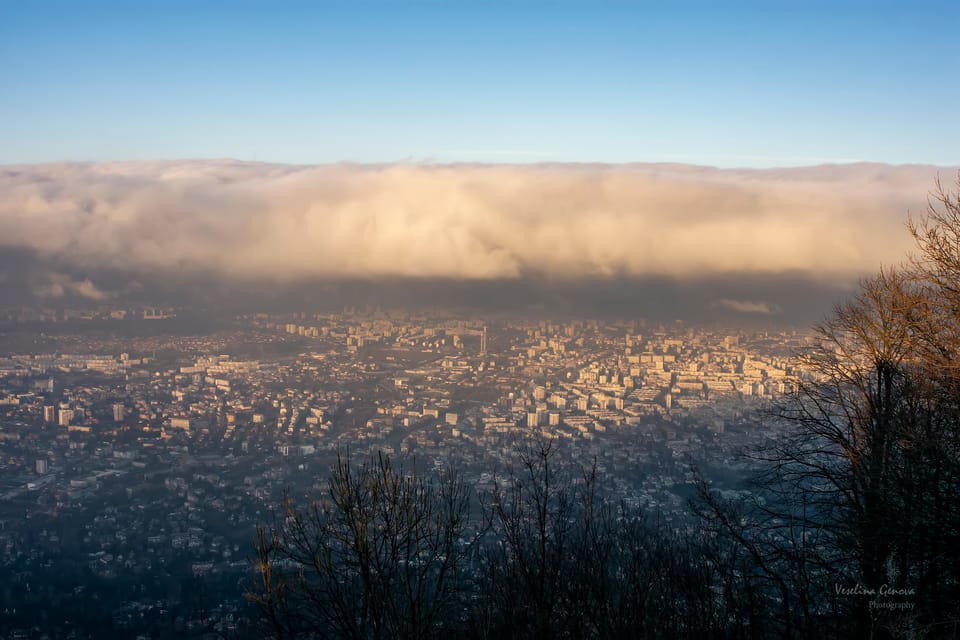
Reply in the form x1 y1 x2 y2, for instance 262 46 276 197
3 1 960 638
0 307 811 636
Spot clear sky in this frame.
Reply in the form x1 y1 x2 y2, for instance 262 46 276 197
2 0 958 167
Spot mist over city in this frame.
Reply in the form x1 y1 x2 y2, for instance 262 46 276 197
3 1 960 639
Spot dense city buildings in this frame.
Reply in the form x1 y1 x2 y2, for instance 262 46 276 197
0 308 813 637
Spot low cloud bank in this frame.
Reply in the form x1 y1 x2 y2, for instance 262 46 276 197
0 160 948 320
1 161 940 278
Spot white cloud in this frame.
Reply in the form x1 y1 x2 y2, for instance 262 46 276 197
33 273 111 300
714 299 783 314
0 160 946 282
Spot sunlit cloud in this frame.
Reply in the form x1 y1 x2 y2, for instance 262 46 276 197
0 161 944 286
33 272 112 300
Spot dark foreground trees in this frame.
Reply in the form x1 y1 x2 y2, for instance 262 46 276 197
472 440 736 640
246 442 754 640
247 452 473 640
695 177 960 639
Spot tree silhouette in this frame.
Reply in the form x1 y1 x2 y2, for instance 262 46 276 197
472 438 737 640
246 450 473 639
695 178 960 639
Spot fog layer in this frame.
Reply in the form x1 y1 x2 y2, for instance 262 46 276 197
0 161 947 322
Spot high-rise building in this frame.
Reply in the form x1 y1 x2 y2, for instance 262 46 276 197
480 326 487 355
43 405 56 423
113 403 125 422
35 459 48 474
58 409 74 427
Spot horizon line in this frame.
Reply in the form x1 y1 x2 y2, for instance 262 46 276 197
3 157 959 172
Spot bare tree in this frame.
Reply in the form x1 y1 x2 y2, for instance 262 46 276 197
474 438 735 640
246 450 474 640
902 174 960 636
473 438 574 640
693 178 960 640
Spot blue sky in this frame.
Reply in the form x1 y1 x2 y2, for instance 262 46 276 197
2 0 958 167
